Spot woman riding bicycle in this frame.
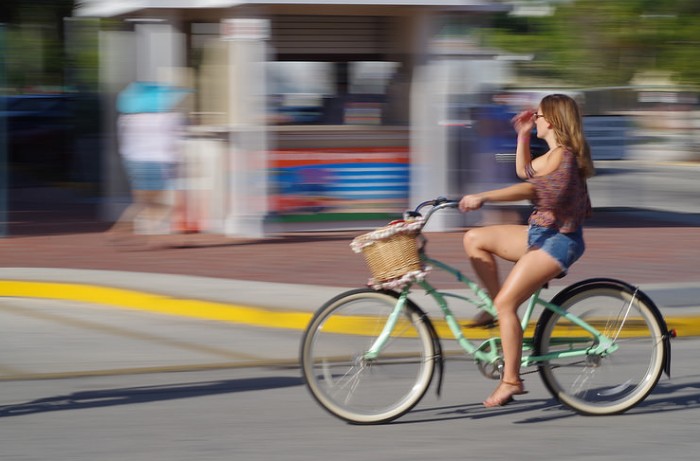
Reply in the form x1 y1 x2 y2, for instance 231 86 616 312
458 93 595 408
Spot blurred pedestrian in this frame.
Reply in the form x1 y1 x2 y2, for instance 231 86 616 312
470 99 519 225
458 94 595 407
107 81 188 247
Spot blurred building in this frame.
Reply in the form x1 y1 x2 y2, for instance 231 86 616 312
75 0 521 235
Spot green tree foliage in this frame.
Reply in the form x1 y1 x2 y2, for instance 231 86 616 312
1 0 80 90
1 0 76 23
482 0 700 87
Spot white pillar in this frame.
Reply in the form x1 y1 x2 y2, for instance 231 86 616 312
408 13 455 231
222 19 269 238
135 23 185 82
99 30 136 222
410 61 452 232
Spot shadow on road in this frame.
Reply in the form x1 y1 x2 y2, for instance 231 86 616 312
0 375 303 418
392 378 700 425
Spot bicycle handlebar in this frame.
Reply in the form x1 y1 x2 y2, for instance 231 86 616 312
403 196 460 225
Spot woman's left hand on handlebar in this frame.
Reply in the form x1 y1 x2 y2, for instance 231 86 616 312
459 194 484 212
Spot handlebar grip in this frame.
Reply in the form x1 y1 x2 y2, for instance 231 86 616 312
404 210 422 219
410 197 460 217
437 197 460 208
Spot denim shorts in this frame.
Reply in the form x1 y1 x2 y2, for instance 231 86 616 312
527 225 585 274
125 160 174 191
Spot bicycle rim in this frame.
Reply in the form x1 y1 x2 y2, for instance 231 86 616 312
300 289 436 424
535 282 665 415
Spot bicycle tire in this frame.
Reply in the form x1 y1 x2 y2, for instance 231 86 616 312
300 288 436 424
534 278 668 415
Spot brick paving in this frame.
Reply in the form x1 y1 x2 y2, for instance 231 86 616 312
1 200 698 289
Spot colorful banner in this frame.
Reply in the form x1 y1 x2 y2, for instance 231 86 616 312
268 147 409 218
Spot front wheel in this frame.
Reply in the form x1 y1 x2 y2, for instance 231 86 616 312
534 278 668 415
300 288 437 424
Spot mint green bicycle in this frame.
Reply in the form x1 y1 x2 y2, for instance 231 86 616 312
300 198 672 424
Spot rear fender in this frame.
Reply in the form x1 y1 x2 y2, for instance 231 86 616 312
547 277 672 377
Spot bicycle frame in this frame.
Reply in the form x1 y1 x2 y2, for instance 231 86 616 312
364 250 619 369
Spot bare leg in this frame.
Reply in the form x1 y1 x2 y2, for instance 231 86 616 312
483 249 563 407
140 189 172 235
107 189 170 246
107 190 151 240
463 225 528 325
107 203 138 237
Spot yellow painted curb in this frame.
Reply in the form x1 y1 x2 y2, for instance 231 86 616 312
0 280 312 331
2 280 699 338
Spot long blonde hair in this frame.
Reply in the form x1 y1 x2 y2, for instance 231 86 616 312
540 94 595 178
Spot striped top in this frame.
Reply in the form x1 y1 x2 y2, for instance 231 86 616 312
528 149 592 233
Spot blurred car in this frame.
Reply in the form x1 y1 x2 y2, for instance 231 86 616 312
0 94 76 184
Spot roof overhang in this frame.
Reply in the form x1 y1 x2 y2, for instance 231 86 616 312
75 0 510 18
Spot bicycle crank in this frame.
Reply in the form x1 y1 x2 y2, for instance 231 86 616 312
477 358 503 380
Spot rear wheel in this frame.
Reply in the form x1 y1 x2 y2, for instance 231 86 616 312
300 288 436 424
534 279 667 415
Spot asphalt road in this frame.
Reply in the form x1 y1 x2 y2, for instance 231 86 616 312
1 297 699 461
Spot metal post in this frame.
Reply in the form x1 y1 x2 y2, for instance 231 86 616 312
0 24 7 237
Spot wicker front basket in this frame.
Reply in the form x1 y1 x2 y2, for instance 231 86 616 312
361 232 421 283
350 219 425 286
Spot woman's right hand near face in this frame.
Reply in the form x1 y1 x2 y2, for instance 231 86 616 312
512 109 535 136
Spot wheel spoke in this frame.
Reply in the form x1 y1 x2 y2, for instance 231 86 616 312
604 290 637 343
596 380 633 397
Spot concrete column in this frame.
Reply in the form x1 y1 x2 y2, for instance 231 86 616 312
222 19 269 238
410 60 453 231
408 13 455 231
98 30 136 222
